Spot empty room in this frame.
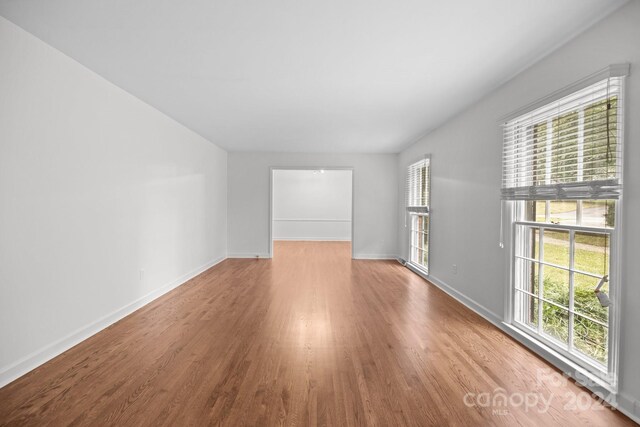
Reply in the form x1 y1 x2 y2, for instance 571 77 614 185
271 168 353 259
1 0 639 425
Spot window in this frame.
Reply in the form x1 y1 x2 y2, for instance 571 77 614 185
406 157 431 272
502 67 626 383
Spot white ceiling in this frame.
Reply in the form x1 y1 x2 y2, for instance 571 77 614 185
0 0 627 153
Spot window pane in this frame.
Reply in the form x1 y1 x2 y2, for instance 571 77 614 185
515 226 540 260
416 215 426 233
574 232 609 276
542 266 569 308
542 302 569 344
574 315 608 365
420 166 429 206
422 216 429 252
551 111 579 184
549 201 577 225
411 247 421 265
414 248 426 266
543 229 570 267
515 290 539 330
581 200 615 228
524 200 548 222
515 259 538 296
407 159 430 208
410 214 429 269
574 273 609 324
583 97 617 182
532 121 548 186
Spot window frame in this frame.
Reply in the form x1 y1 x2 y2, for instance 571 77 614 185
510 202 620 383
502 66 627 391
410 213 430 272
406 156 431 274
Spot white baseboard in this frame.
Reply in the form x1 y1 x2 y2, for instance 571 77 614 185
404 265 640 424
228 251 395 260
420 271 502 324
272 237 351 241
227 253 271 259
0 255 226 389
352 253 399 260
617 392 640 424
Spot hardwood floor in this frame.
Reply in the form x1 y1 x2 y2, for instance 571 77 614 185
0 241 634 426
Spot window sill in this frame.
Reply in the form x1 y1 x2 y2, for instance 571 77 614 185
407 261 429 276
501 322 617 396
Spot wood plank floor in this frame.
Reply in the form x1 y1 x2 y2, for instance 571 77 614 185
0 241 634 426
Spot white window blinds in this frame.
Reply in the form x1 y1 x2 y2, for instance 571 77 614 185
406 157 430 214
501 69 626 201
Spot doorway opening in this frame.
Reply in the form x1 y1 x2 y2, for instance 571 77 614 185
269 168 354 258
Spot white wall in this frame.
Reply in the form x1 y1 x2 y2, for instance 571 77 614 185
273 169 352 241
397 1 640 417
0 17 227 386
228 152 397 258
